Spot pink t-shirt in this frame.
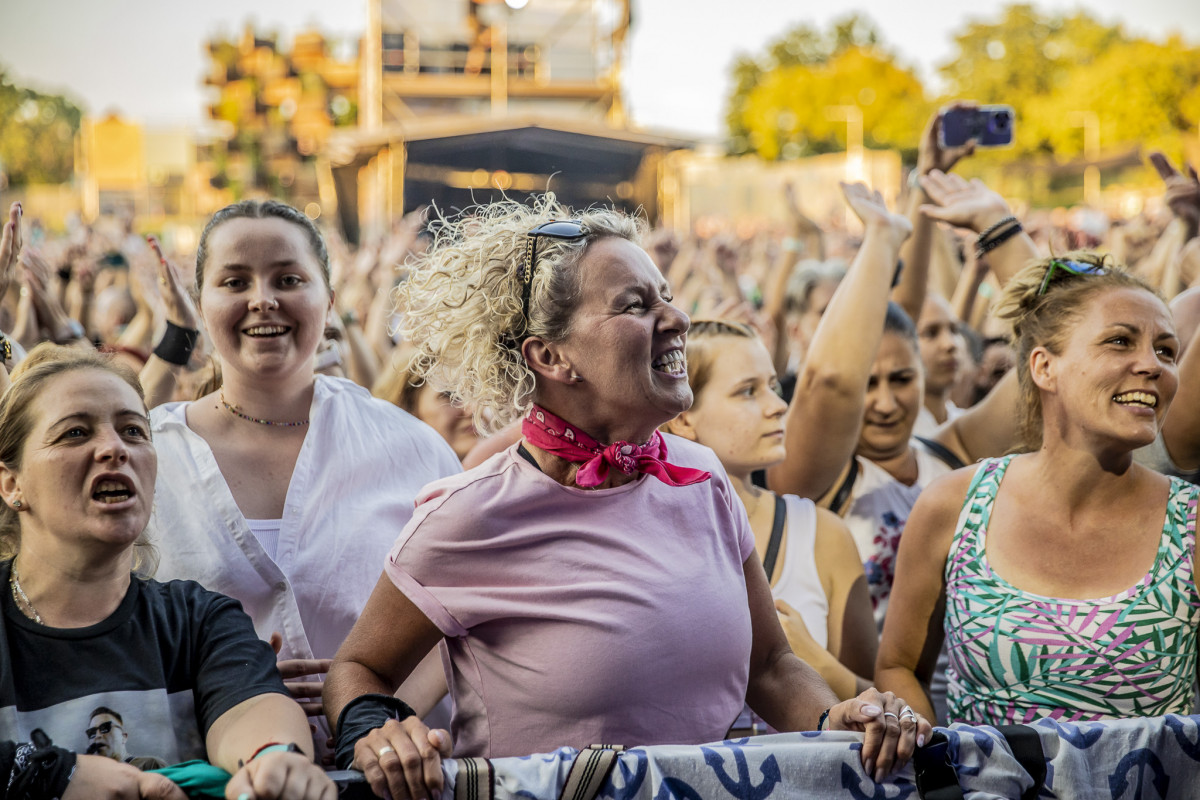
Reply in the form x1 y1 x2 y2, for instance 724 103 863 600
385 435 756 758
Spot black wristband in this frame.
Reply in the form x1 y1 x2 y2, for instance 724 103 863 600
976 220 1023 258
333 694 416 770
153 320 200 366
817 708 831 732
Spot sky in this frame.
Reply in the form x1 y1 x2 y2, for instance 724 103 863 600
1 0 1198 140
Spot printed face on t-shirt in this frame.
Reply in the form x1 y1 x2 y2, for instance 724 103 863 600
86 712 129 760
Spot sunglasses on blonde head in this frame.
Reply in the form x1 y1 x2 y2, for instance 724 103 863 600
520 220 589 328
1037 259 1107 296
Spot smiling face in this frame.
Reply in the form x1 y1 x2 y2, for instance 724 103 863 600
548 237 692 442
676 336 788 479
1 369 156 557
858 332 924 462
198 216 333 385
1036 287 1178 450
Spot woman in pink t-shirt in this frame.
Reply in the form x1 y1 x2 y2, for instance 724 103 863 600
323 197 931 800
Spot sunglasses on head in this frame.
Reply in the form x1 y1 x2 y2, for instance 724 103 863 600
520 220 589 328
1037 259 1106 296
87 720 121 737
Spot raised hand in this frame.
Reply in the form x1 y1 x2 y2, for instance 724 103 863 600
839 182 912 244
1149 151 1200 236
147 235 199 329
918 170 1013 235
917 103 978 177
0 202 23 303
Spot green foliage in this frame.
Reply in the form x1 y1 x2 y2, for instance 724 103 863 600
725 14 927 159
939 5 1200 160
0 70 83 186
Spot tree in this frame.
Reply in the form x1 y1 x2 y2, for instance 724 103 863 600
725 14 928 160
0 70 83 187
939 5 1200 161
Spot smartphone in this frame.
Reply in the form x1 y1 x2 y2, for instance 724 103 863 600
940 105 1015 148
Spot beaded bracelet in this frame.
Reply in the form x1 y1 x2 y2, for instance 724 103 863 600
245 742 303 766
976 221 1024 259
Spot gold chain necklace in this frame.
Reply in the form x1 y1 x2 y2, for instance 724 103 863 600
10 564 43 624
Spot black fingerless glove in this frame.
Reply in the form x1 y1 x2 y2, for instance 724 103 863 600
5 729 77 800
333 694 416 771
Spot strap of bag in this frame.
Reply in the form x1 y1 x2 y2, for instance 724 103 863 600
913 730 962 800
454 756 494 800
558 744 626 800
995 724 1046 800
914 725 1046 800
829 459 860 516
761 495 786 580
914 436 966 470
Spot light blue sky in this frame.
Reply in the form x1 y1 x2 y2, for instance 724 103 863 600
1 0 1197 139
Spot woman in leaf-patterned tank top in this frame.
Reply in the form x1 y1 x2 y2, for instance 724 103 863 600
876 253 1200 725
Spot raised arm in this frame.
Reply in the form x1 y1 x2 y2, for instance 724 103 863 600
918 170 1038 287
893 104 977 323
138 236 202 408
768 183 912 500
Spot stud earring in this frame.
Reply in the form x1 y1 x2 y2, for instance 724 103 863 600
12 500 20 509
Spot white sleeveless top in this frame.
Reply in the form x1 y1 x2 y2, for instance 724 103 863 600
844 441 954 629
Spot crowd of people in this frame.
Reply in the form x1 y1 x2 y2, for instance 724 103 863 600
0 102 1199 799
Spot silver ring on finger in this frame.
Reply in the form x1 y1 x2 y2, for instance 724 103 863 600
900 706 917 720
377 746 395 757
883 712 899 720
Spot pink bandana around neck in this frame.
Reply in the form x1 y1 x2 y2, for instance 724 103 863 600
522 405 710 489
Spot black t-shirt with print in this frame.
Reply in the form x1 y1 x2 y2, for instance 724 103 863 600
0 560 287 765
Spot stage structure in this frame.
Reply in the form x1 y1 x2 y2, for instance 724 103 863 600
321 0 693 241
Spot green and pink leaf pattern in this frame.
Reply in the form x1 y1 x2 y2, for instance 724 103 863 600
943 456 1200 726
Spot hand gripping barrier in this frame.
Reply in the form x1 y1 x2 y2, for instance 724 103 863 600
330 713 1200 799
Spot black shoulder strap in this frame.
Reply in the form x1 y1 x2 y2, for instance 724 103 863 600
829 459 860 516
761 495 786 581
913 730 961 800
995 724 1046 800
914 725 1046 800
915 436 966 470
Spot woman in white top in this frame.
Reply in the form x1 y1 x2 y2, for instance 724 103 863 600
666 319 875 701
148 201 460 747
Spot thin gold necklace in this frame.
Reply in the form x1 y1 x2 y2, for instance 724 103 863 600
10 564 43 624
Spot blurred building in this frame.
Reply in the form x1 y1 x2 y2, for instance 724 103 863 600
203 26 359 208
323 0 694 241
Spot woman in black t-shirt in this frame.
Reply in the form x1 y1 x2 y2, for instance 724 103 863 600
0 345 333 800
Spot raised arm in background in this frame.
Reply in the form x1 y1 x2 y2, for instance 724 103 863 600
917 171 1037 464
767 183 912 501
892 104 977 324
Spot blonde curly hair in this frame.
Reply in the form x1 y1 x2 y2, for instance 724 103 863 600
397 195 645 434
993 252 1164 451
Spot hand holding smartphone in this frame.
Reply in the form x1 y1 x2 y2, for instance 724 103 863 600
940 105 1015 148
